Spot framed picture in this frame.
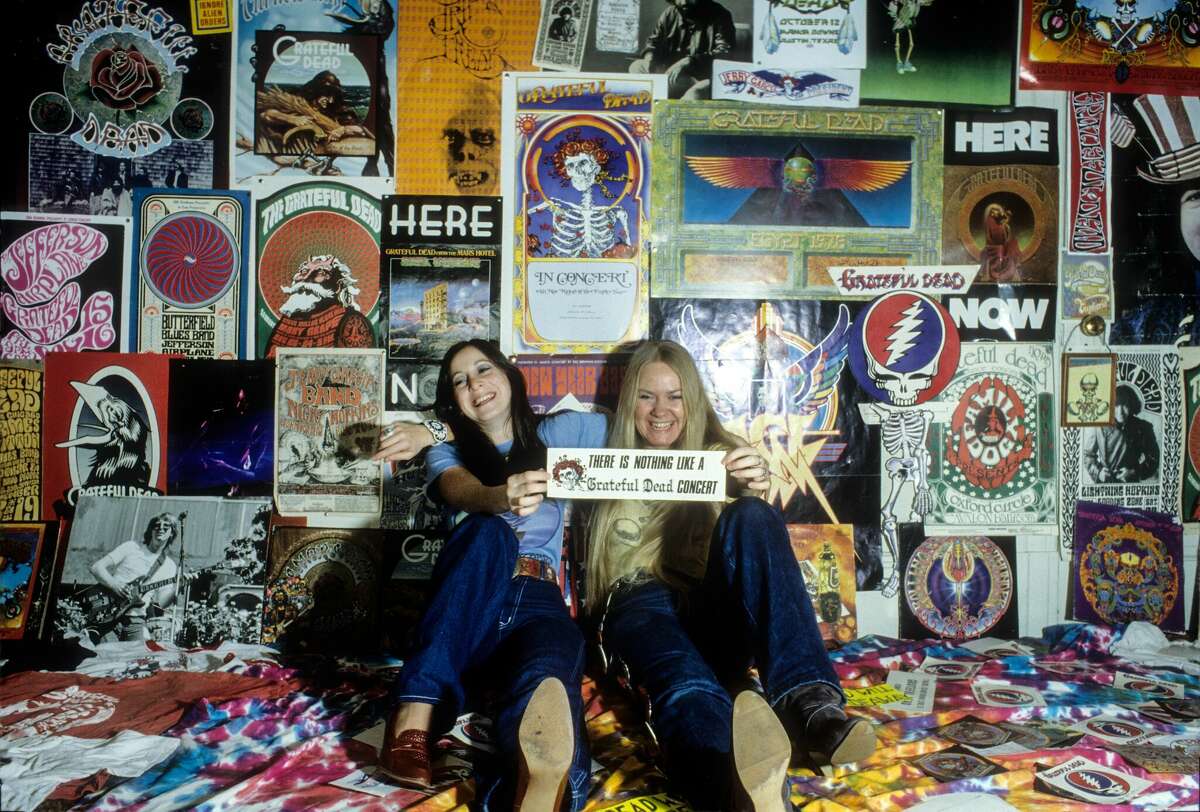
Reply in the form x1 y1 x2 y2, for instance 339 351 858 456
1061 353 1115 427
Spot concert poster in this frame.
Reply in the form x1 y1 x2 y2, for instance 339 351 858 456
1183 348 1200 524
131 188 251 358
650 102 943 300
233 0 396 184
262 526 386 651
380 431 442 532
502 72 664 355
533 0 594 71
516 355 627 415
394 0 539 196
380 527 443 652
0 361 43 522
381 194 500 411
1072 501 1184 632
12 0 228 214
167 358 274 498
752 0 866 71
650 297 883 590
2 212 131 359
53 493 271 646
787 523 857 645
1060 350 1184 547
254 178 386 358
274 347 385 518
42 352 171 520
0 522 56 640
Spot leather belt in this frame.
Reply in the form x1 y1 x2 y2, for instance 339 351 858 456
514 555 558 585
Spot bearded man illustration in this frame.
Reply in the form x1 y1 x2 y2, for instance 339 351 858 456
265 255 375 356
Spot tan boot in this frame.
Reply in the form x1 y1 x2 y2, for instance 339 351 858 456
731 691 791 812
515 677 574 812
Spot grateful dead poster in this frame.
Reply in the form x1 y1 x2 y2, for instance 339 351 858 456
380 435 441 531
42 352 170 520
752 0 867 71
1184 348 1200 523
262 526 385 651
1107 93 1200 346
910 746 1005 783
502 73 664 355
11 0 229 214
651 102 943 300
131 188 251 358
651 298 883 589
53 493 270 646
517 355 627 414
0 362 43 522
1019 0 1200 95
788 524 857 645
395 0 539 196
254 179 384 358
0 523 54 640
899 529 1019 643
381 195 500 410
1066 92 1110 255
926 342 1056 533
274 347 384 518
941 109 1059 288
167 358 274 497
233 0 396 184
1072 501 1184 632
1 212 131 358
1060 350 1184 546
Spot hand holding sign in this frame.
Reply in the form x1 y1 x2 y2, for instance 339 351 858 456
722 445 770 494
508 469 550 517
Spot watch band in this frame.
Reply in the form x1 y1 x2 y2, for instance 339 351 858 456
424 419 449 444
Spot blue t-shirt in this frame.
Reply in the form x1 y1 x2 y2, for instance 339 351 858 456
425 411 609 573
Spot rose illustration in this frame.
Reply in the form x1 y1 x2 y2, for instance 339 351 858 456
90 45 163 111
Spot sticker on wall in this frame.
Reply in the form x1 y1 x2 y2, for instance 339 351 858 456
1 212 130 358
788 524 857 645
711 60 860 108
131 188 251 359
1066 92 1110 255
254 179 384 358
502 72 663 354
1060 252 1113 321
900 531 1019 643
1072 501 1184 632
234 0 396 184
12 0 228 213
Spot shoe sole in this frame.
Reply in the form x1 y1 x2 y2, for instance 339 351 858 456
517 677 573 812
732 691 791 812
827 718 876 765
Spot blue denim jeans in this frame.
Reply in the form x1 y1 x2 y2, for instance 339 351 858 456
601 497 841 806
394 515 589 811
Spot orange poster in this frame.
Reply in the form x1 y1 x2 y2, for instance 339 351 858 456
395 1 540 196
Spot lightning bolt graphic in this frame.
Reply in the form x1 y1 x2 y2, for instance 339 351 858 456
884 300 924 366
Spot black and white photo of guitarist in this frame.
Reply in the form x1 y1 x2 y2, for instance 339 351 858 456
88 513 183 642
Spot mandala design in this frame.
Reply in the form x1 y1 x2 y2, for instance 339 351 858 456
141 213 238 308
1078 523 1178 626
944 375 1034 494
903 536 1013 641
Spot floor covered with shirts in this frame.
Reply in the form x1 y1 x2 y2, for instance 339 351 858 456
2 622 1198 811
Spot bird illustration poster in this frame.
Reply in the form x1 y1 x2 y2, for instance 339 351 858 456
1059 350 1184 549
651 101 943 299
42 352 171 520
254 178 386 359
787 523 858 645
0 361 44 522
233 0 396 185
1 212 131 359
1019 0 1200 95
9 0 230 214
131 188 251 359
650 297 883 589
711 60 860 109
1072 501 1184 632
941 108 1059 295
274 347 384 518
924 342 1056 533
501 72 665 355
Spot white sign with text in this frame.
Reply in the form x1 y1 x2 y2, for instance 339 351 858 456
546 448 727 501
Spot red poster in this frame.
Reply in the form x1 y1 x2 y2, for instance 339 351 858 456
42 352 170 519
1068 92 1110 254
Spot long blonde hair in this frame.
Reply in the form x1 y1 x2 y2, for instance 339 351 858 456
586 340 742 607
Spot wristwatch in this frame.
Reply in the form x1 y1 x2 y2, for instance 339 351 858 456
424 419 449 444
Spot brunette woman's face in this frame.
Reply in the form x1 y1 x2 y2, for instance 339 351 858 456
449 345 512 437
634 361 686 448
1181 186 1200 262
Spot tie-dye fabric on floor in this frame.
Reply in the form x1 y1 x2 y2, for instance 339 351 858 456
3 624 1197 810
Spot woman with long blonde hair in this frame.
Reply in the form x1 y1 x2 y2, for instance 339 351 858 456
587 340 874 811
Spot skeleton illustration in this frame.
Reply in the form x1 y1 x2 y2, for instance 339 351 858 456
1068 372 1109 422
528 132 631 258
877 405 934 597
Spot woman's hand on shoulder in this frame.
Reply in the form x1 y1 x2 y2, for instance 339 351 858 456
373 422 434 462
507 469 549 517
722 445 770 494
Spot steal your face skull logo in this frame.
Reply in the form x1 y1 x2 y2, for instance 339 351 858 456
849 291 959 407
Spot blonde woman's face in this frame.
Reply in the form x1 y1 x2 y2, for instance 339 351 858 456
634 361 686 448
